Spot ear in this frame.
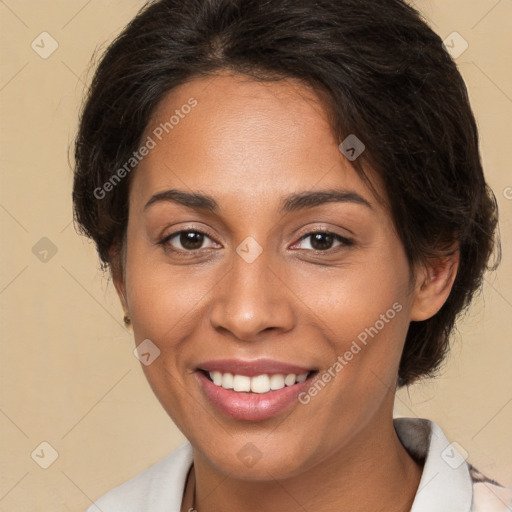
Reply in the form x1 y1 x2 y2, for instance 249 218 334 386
109 243 129 314
410 247 459 321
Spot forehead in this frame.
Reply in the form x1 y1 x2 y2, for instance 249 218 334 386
131 72 381 209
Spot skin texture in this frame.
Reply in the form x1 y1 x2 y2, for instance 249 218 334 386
112 72 459 512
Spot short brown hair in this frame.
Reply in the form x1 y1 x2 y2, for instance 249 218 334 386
72 0 500 386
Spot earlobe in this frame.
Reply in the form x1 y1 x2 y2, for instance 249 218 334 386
410 248 459 321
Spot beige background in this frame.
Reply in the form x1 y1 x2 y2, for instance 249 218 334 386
0 1 511 510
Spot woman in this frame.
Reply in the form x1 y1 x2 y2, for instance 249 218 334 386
72 0 510 510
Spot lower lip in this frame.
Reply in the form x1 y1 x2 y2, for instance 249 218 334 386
196 371 314 421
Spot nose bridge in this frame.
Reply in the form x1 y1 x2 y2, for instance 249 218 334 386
208 243 294 340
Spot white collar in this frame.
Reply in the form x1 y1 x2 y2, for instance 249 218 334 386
90 417 484 511
394 417 473 511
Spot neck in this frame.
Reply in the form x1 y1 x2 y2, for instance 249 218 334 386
184 417 423 512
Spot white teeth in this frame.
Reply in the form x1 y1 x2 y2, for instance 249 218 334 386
221 372 234 389
233 375 251 392
208 371 310 393
251 374 270 394
211 371 223 386
269 374 285 390
284 373 296 386
296 372 308 383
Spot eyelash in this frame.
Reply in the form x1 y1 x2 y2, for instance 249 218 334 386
157 228 353 256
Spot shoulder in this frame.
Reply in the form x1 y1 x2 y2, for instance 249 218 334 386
85 441 194 512
394 417 512 512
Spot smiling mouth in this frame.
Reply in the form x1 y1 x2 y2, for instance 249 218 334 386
199 369 318 394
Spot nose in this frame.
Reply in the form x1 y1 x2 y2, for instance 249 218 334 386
208 249 295 342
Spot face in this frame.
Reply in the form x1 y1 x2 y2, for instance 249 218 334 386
114 72 423 479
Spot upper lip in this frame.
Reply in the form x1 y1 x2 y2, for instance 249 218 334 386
196 358 316 377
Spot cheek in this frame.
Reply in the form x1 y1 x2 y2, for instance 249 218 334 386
123 246 214 429
124 235 214 343
304 275 409 391
291 290 410 449
292 242 412 404
295 242 411 350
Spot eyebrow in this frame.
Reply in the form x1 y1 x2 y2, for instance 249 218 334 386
143 188 372 213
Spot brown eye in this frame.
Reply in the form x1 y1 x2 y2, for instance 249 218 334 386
294 231 353 252
179 231 205 250
310 232 335 251
160 230 217 252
